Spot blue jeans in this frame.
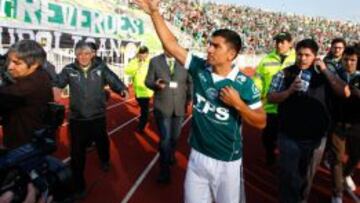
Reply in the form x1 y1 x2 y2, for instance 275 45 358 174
278 134 326 203
154 110 184 167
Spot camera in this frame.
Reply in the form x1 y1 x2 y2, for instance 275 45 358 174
0 103 73 203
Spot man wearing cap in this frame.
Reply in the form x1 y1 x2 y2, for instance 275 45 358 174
253 31 296 165
52 40 128 198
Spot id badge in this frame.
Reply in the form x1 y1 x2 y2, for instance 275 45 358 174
169 81 178 89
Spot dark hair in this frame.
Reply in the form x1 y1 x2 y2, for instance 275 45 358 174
138 46 149 54
343 46 360 70
75 40 96 52
211 29 242 55
295 39 319 55
343 46 359 56
86 41 98 52
7 40 46 67
331 38 347 47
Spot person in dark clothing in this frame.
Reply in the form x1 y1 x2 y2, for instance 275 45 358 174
52 40 128 197
268 39 349 203
145 49 192 183
322 38 350 203
331 46 360 202
0 40 53 149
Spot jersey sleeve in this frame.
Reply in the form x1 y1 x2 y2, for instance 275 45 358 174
184 53 207 77
238 75 262 110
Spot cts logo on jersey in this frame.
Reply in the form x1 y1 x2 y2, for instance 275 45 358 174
205 88 218 100
195 94 229 121
236 75 247 84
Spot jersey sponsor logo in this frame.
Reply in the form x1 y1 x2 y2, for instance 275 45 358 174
195 93 230 121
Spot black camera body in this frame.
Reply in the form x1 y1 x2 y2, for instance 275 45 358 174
0 103 73 202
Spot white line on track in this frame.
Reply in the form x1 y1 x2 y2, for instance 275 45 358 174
121 115 192 203
61 98 135 127
62 108 154 164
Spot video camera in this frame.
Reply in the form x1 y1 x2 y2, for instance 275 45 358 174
0 102 73 202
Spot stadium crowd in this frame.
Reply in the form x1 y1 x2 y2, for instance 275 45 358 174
162 0 360 54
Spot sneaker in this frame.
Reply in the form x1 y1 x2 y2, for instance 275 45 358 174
345 176 356 191
331 196 342 203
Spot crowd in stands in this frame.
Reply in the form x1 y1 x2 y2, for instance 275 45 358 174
161 0 360 54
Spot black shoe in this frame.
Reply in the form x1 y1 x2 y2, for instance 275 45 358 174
100 162 110 172
157 167 171 184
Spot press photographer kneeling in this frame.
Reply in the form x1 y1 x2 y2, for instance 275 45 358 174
0 40 72 202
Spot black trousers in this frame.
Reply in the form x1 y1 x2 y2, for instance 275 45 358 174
136 97 150 130
262 113 279 158
69 117 109 191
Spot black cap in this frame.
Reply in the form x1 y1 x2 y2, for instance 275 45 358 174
273 32 292 42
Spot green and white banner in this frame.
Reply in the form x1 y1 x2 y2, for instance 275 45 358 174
0 0 144 36
0 0 145 55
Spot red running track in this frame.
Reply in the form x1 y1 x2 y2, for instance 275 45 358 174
1 90 359 203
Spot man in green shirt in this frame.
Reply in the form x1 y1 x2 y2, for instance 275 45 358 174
253 32 296 165
135 0 266 202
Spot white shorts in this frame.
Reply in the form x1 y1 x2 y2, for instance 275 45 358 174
184 148 245 203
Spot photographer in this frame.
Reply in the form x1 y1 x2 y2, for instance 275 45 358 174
0 40 54 149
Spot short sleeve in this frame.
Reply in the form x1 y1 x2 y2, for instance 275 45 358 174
184 53 207 77
238 76 262 110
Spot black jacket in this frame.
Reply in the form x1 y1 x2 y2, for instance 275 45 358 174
0 68 54 149
54 57 127 120
145 54 192 117
278 65 332 141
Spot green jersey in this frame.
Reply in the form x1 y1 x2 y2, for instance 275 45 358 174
185 54 262 161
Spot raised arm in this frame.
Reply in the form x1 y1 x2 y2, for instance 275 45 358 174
315 59 350 98
135 0 188 66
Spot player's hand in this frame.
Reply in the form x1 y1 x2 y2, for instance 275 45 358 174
134 0 160 14
219 86 242 107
